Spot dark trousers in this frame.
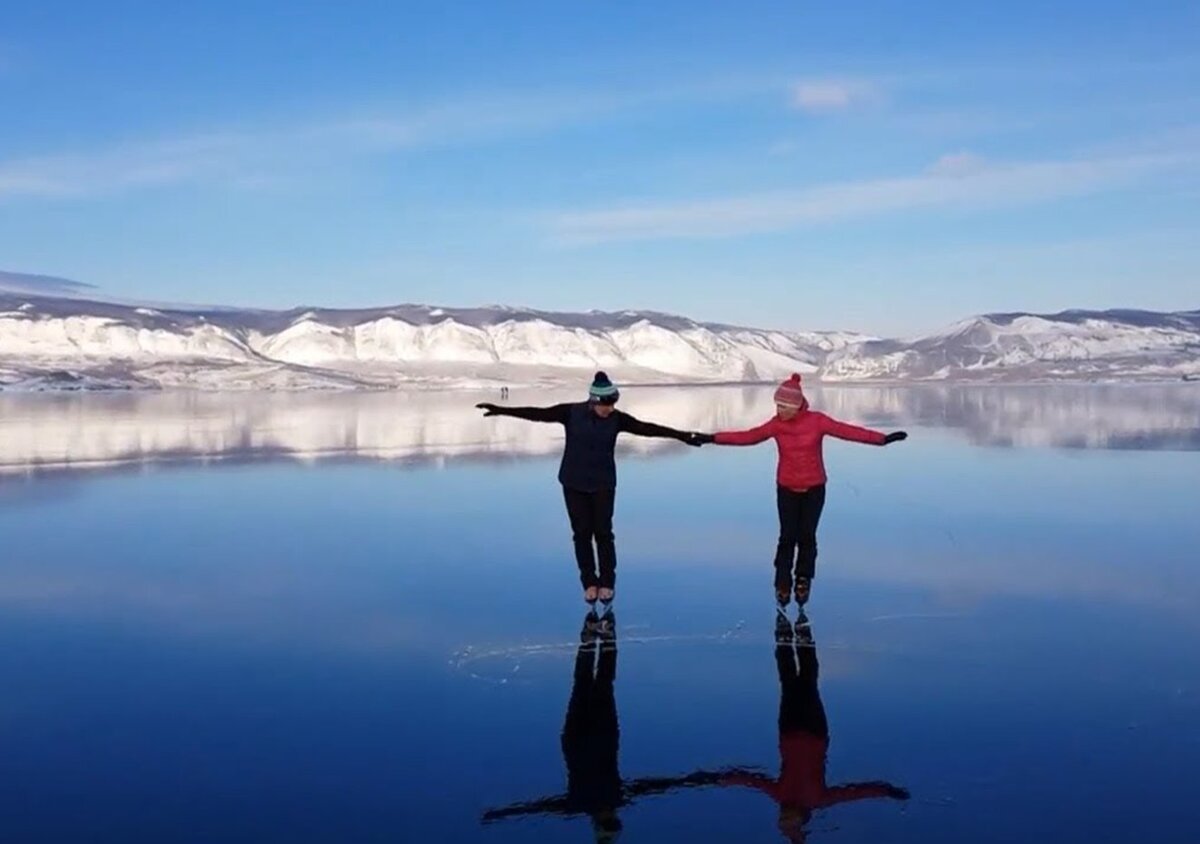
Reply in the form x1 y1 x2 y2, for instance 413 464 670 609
563 641 621 814
777 639 828 738
775 484 827 586
563 486 617 589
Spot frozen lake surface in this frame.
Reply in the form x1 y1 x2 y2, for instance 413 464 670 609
1 384 1198 842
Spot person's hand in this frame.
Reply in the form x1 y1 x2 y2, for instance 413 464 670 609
686 432 714 447
884 431 908 445
886 785 911 800
476 402 500 416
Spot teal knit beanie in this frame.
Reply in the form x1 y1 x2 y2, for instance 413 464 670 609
588 371 620 404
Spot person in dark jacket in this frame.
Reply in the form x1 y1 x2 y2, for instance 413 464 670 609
482 614 727 842
720 619 909 843
476 372 703 603
695 373 907 607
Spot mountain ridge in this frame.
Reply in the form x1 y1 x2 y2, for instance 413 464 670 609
0 290 1196 390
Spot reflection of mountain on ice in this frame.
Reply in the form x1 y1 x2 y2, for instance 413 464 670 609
1 385 1198 476
0 387 766 476
817 385 1200 449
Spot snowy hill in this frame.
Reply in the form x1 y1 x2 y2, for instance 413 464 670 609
0 291 1195 390
0 292 864 390
824 309 1200 382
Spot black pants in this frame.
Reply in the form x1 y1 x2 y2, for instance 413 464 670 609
563 486 617 589
777 639 828 738
562 640 621 814
775 485 826 586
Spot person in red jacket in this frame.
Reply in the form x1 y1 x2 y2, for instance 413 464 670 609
721 618 909 843
696 374 907 606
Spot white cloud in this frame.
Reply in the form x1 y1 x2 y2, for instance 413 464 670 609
0 270 95 296
926 151 988 177
0 105 557 200
0 132 267 199
551 148 1198 243
791 77 879 112
0 86 724 201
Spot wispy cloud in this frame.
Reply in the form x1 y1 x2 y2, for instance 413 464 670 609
791 77 880 112
0 83 764 201
926 150 988 176
767 139 801 156
0 103 583 200
550 147 1199 243
0 270 95 296
0 133 260 199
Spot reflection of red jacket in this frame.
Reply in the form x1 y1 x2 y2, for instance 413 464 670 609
714 412 886 491
724 732 895 810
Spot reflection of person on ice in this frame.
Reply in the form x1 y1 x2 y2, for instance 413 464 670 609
721 619 909 843
695 374 907 607
476 372 703 604
482 614 727 841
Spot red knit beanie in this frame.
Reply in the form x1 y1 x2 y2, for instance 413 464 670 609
774 373 808 409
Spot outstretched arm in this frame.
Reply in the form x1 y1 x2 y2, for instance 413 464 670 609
476 402 572 424
718 768 781 800
822 781 910 807
621 767 740 799
481 793 572 823
712 419 776 446
618 412 697 444
818 413 891 445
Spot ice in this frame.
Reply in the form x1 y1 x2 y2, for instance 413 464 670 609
1 383 1197 477
0 384 1197 841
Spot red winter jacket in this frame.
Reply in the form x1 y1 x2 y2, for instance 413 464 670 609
723 732 898 811
714 410 886 491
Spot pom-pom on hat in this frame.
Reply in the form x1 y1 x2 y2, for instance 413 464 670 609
588 371 620 405
774 373 808 409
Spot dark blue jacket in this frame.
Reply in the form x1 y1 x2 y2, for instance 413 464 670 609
490 402 691 491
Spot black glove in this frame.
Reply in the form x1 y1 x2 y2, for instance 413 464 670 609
686 432 714 447
884 431 908 445
886 785 911 801
475 402 500 416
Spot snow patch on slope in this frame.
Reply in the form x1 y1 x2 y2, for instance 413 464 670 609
0 294 1195 389
824 309 1200 382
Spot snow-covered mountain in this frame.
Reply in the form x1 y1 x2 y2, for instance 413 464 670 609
0 290 1196 390
0 292 864 390
824 309 1200 382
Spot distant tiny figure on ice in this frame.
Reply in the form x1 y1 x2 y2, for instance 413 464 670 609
694 374 906 608
476 372 705 606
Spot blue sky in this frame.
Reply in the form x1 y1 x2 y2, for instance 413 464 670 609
0 0 1197 335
